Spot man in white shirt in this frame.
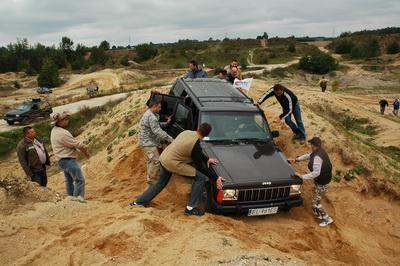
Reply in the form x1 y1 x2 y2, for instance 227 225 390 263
290 137 334 227
50 111 89 203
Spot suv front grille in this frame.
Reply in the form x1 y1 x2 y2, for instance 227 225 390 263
238 186 290 203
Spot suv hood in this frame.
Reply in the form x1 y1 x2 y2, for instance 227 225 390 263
203 142 298 187
5 110 26 116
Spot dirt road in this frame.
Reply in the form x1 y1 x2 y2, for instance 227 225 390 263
0 92 130 133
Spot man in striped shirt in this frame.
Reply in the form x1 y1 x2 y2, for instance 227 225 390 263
257 84 306 144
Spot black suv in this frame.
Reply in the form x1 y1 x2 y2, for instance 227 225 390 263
4 98 53 125
152 78 302 216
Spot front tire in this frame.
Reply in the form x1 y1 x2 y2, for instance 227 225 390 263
6 120 14 125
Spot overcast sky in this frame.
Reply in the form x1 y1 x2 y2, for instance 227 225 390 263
0 0 399 47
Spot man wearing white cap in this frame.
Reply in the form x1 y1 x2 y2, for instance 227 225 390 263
50 111 89 203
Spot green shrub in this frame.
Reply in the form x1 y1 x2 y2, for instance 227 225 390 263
332 175 342 182
135 43 158 62
343 170 355 181
287 42 296 53
298 51 337 74
333 39 355 54
353 165 366 175
107 155 113 162
386 41 400 54
350 38 380 59
119 55 130 66
37 59 60 88
128 129 137 136
270 67 287 78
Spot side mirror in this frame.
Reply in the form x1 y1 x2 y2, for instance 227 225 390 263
271 130 280 138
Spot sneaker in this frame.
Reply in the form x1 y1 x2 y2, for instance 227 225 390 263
184 207 204 216
129 201 146 208
319 217 333 227
69 196 78 201
77 196 87 203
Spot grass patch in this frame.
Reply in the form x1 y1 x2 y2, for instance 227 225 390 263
342 116 378 136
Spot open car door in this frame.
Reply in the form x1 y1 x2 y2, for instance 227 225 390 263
167 102 194 138
150 93 183 122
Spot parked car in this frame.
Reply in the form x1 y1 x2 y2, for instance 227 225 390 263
36 87 53 94
4 98 53 125
150 78 303 216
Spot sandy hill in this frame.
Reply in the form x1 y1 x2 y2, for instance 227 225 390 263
1 69 400 265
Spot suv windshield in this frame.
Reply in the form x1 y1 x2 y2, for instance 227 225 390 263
16 104 31 111
201 112 271 141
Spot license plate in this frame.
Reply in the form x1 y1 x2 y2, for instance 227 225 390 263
248 207 278 216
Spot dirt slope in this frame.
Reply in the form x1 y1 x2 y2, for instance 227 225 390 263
1 74 399 265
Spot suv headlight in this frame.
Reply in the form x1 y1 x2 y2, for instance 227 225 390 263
290 184 301 196
222 189 238 200
15 114 20 117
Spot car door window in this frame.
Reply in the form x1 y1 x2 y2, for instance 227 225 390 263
173 102 193 130
151 93 183 122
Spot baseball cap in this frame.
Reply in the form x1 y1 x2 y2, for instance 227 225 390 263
51 111 70 123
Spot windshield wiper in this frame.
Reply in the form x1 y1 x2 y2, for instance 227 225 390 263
208 139 240 144
232 138 268 143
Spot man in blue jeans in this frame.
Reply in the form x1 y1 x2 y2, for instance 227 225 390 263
50 112 90 203
131 123 225 216
257 84 306 144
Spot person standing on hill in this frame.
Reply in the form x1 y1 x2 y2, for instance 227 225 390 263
393 98 399 116
257 84 306 144
290 137 334 227
227 59 243 79
139 99 173 185
131 123 225 216
17 126 50 187
226 66 239 84
184 60 208 79
50 111 90 203
379 98 389 115
318 76 328 92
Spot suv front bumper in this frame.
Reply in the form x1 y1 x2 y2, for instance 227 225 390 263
4 117 23 122
210 197 303 215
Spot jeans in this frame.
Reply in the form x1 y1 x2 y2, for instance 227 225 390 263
284 103 306 140
58 158 85 198
136 165 207 208
31 166 47 187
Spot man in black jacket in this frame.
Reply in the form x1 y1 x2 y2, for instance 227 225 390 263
17 126 50 187
379 98 389 114
290 137 333 227
257 84 306 144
